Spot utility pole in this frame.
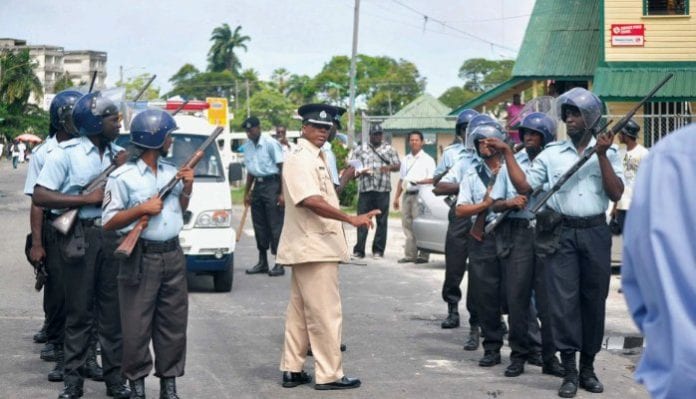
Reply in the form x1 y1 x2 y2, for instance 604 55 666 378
347 0 360 145
235 79 239 111
245 79 250 118
119 65 123 84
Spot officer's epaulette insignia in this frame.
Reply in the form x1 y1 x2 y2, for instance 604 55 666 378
545 141 563 148
110 162 135 178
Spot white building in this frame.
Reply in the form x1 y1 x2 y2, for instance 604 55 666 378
63 50 107 89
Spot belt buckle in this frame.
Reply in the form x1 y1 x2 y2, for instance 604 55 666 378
256 176 265 182
94 218 102 227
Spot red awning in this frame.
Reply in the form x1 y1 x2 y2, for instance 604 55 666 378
164 100 210 111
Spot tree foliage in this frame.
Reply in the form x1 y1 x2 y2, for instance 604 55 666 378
438 86 478 109
0 103 49 139
244 86 297 130
0 49 43 113
53 72 77 93
458 58 514 92
115 73 160 101
207 24 250 76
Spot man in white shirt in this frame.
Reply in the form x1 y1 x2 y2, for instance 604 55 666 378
612 119 649 233
394 131 435 263
18 140 27 163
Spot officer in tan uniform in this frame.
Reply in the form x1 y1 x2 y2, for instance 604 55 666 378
277 104 379 391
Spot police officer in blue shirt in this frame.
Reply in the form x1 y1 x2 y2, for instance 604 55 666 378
33 91 131 399
433 109 478 184
242 116 286 276
103 109 193 399
454 124 506 368
490 112 564 378
24 90 83 380
490 88 624 398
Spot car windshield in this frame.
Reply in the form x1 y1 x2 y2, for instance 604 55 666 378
115 133 225 181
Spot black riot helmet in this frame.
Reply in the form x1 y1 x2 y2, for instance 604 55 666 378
620 119 640 139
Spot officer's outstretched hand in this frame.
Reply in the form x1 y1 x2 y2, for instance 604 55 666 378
350 209 381 229
595 132 614 156
141 195 164 216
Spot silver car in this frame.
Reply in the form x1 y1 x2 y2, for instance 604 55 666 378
412 185 450 254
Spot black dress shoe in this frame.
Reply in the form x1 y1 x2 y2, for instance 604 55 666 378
129 378 146 399
106 382 131 399
352 252 365 259
57 384 84 399
268 264 285 276
542 357 566 378
478 350 501 367
34 323 48 343
463 326 480 351
160 377 180 399
246 261 269 274
315 376 361 390
41 342 57 361
527 351 544 367
504 360 525 377
282 371 312 388
579 370 604 393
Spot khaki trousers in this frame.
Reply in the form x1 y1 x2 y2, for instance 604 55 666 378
280 262 343 384
402 193 429 260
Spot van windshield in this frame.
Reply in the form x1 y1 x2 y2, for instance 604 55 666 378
115 133 225 181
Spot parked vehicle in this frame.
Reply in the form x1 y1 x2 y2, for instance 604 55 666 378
412 185 450 254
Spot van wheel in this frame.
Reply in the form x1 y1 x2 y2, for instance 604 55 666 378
213 255 234 292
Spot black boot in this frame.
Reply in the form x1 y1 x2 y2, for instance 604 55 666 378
83 344 103 381
57 378 84 399
579 352 604 393
160 377 180 399
440 303 460 329
558 351 578 398
34 320 48 343
130 378 146 399
268 263 285 276
246 251 269 274
542 355 566 378
463 325 480 351
105 380 131 399
41 342 58 361
48 344 65 382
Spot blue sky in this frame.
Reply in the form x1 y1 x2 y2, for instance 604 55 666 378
1 0 535 98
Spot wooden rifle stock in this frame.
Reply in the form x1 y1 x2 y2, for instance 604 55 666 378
114 126 225 259
469 169 499 242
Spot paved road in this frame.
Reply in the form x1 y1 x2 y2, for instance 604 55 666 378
0 158 647 399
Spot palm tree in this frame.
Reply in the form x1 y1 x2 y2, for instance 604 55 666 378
0 49 43 111
207 24 250 75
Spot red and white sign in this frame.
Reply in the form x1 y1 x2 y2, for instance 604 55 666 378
611 24 645 46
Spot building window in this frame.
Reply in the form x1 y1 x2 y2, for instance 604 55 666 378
644 0 689 16
642 102 693 146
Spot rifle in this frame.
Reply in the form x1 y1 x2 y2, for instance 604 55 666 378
528 73 672 215
469 166 500 242
483 73 673 234
235 180 254 243
88 71 98 93
51 76 159 234
114 126 225 259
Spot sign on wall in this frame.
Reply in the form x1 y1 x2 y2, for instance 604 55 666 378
611 24 645 47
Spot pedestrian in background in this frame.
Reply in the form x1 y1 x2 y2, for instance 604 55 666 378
11 140 20 168
622 123 696 399
610 119 648 235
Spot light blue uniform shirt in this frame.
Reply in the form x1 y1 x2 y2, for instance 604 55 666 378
434 142 468 177
36 136 123 219
242 134 284 177
456 162 500 224
321 141 340 186
491 149 546 220
440 152 479 184
621 124 696 399
525 138 623 217
102 159 184 242
24 136 58 195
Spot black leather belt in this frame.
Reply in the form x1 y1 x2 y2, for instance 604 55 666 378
141 237 180 254
404 191 419 196
508 218 533 228
254 174 279 183
81 218 102 227
561 214 605 229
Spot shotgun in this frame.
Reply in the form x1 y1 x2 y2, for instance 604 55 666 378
469 167 499 242
114 126 224 259
51 76 159 234
88 71 98 93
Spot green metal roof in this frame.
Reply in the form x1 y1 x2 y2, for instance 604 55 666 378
512 0 600 78
594 63 696 101
449 77 532 116
381 93 452 131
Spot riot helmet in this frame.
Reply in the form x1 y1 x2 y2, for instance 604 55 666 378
518 112 557 147
455 109 479 136
555 88 603 131
465 114 503 150
470 124 507 158
129 109 178 149
620 119 640 138
72 91 120 136
49 90 83 136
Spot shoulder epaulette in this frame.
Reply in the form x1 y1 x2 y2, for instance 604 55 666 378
110 162 136 178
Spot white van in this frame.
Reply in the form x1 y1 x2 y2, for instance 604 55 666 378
118 114 238 292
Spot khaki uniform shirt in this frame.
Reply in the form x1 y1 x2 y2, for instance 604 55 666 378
276 138 350 265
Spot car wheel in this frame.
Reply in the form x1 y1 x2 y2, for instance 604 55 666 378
213 254 234 292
